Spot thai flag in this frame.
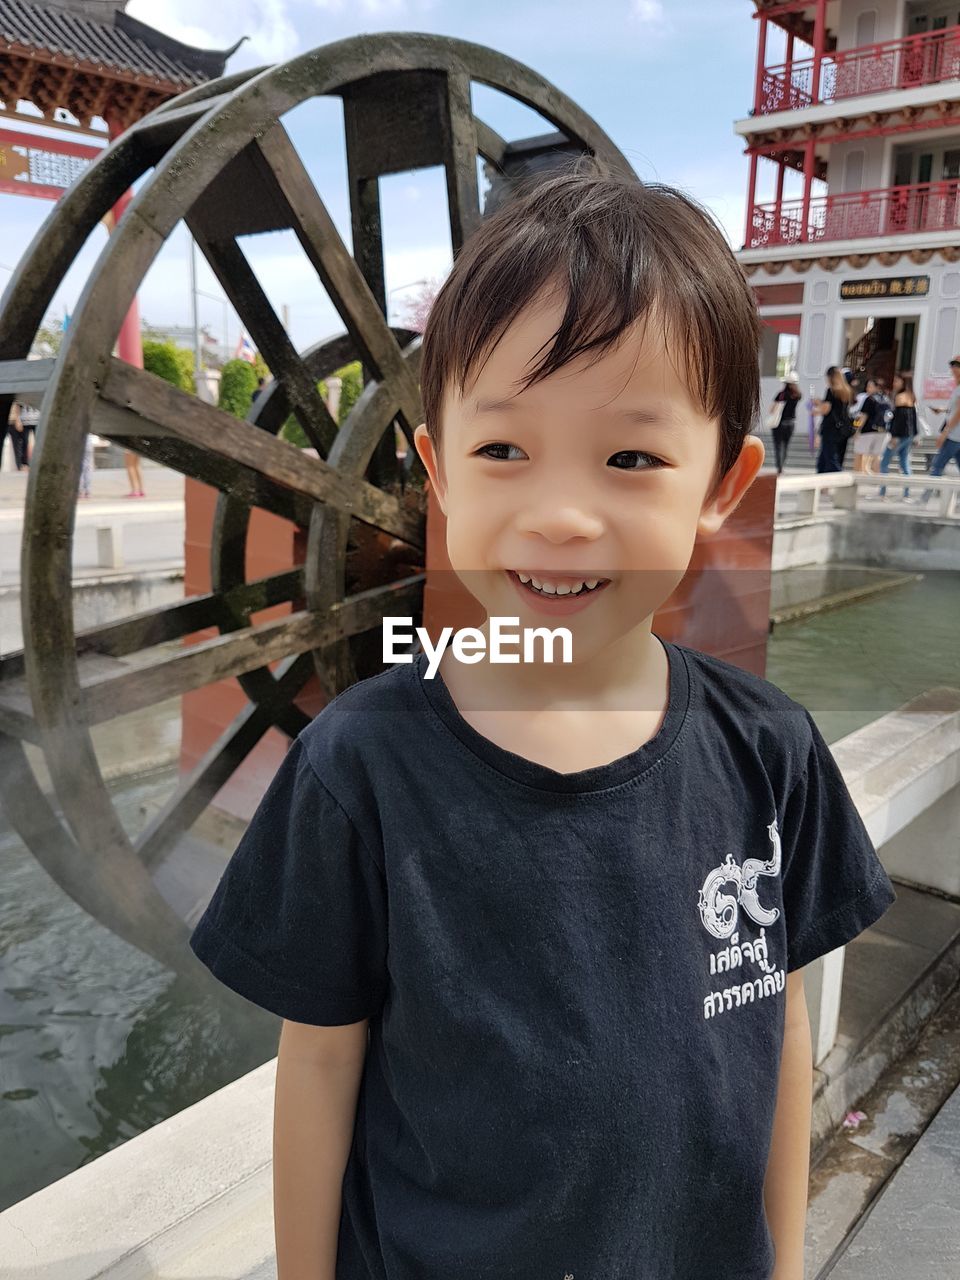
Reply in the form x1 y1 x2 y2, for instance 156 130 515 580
235 332 257 364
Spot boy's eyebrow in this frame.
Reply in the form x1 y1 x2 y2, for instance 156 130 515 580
473 397 675 425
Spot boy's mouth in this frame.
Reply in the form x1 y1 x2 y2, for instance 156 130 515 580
506 570 612 599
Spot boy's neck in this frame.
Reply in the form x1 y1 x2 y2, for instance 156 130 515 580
436 620 667 714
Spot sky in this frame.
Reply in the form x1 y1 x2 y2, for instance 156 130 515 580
1 0 763 355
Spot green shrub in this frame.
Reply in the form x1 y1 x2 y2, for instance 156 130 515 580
143 339 195 392
219 359 260 418
174 346 196 394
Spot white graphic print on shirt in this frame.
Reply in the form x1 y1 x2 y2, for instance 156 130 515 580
698 818 786 1019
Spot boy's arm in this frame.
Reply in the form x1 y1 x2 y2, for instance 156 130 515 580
764 970 813 1280
274 1018 369 1280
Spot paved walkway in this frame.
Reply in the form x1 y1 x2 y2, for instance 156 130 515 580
830 1080 960 1279
0 463 184 585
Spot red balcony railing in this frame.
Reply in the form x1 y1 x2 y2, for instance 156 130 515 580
757 26 960 114
747 179 960 248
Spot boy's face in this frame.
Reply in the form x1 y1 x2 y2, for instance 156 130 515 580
414 289 764 667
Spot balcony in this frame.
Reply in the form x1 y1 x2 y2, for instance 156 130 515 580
747 178 960 248
757 26 960 115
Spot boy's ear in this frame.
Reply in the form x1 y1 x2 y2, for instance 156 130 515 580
413 423 447 514
697 435 766 538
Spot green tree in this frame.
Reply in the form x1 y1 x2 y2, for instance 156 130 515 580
219 359 260 417
143 339 195 392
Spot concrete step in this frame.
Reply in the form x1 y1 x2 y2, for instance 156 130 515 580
815 999 960 1279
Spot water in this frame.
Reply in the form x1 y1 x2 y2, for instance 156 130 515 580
0 769 280 1213
767 570 960 744
1 568 958 1212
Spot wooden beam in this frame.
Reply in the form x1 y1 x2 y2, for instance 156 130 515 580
186 228 338 455
254 127 423 435
100 360 424 547
136 651 316 870
77 576 423 725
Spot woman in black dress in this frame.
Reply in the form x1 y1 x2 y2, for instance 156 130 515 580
812 366 853 473
768 372 802 474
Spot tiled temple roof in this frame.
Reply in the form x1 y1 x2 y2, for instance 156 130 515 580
0 0 244 124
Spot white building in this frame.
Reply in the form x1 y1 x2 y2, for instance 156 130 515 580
736 0 960 413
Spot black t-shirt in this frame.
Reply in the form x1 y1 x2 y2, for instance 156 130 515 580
774 388 799 425
890 404 918 438
189 638 896 1280
821 388 851 437
859 393 893 434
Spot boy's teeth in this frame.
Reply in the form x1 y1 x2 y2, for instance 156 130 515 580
515 571 597 597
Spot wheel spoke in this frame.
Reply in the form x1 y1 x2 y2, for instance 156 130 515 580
0 567 304 684
442 71 482 253
186 225 338 455
96 417 314 527
75 576 423 725
99 361 424 546
254 127 423 434
136 652 315 870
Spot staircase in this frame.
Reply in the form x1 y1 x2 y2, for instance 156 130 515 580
845 318 899 389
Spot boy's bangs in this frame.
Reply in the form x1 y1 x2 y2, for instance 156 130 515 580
420 168 763 485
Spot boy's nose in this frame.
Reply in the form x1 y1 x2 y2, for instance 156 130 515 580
514 504 604 543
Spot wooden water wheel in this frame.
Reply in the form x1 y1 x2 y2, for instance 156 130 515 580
0 35 634 975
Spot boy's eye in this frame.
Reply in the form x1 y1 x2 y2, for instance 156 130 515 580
608 450 665 470
474 443 526 461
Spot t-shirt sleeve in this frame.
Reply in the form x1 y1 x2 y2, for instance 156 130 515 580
188 736 388 1025
779 711 896 972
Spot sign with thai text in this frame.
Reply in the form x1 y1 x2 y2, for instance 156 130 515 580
923 375 956 401
0 129 103 201
839 276 930 300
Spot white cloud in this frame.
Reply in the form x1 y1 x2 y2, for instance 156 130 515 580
632 0 665 23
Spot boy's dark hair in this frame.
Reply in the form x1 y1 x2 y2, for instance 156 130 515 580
419 162 763 500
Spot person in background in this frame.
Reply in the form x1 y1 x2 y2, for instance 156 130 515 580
852 377 890 476
251 376 266 404
874 372 917 503
836 368 857 468
920 356 960 505
2 398 29 470
768 371 802 474
123 449 146 498
19 402 39 466
812 366 852 472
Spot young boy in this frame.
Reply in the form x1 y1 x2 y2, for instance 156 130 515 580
189 167 896 1280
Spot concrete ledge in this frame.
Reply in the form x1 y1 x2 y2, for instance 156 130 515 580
0 1059 277 1279
811 926 960 1155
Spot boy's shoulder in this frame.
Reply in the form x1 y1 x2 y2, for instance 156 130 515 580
297 657 420 779
673 640 815 770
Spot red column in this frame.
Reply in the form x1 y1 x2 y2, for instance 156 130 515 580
811 0 827 104
106 114 143 370
774 155 786 236
800 139 816 243
744 149 759 248
753 12 769 114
